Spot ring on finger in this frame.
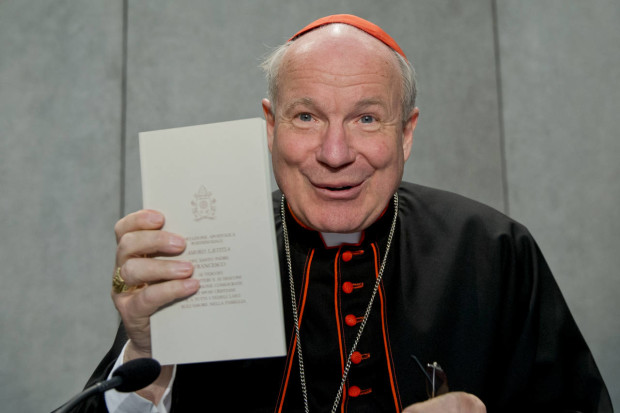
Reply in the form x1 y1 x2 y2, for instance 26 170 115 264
112 266 131 294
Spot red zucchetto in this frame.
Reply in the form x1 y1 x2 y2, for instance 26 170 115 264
289 14 408 61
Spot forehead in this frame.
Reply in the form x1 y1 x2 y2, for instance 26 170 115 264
278 25 401 100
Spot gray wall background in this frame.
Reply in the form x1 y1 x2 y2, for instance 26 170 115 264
1 1 617 411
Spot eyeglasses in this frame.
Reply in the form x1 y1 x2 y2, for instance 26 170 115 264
410 355 449 398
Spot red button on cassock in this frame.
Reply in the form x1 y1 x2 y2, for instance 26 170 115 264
345 314 358 326
348 386 361 398
342 251 353 262
348 386 371 397
342 281 363 294
351 351 363 364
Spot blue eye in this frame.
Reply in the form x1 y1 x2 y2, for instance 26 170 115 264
299 113 312 122
360 115 375 124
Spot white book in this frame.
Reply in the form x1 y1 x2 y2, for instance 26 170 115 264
139 118 286 365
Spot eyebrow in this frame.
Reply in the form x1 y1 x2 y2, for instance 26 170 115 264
352 98 388 112
282 97 316 115
282 97 388 115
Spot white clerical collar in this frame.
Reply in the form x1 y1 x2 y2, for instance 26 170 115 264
320 232 362 247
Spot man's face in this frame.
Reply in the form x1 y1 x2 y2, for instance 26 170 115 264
263 25 418 233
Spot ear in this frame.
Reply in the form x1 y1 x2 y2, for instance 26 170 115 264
262 98 275 152
402 107 419 162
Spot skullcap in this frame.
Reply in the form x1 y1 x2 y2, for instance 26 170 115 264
289 14 407 61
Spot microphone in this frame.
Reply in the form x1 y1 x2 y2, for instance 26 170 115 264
53 358 161 413
110 357 162 392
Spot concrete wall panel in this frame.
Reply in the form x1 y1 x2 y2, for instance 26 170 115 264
0 1 123 411
400 1 505 211
497 1 620 407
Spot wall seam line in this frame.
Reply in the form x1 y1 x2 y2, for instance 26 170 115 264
120 0 128 218
491 0 510 216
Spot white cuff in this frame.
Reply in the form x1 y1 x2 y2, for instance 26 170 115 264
104 341 176 413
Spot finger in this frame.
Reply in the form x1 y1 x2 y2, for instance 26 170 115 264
118 278 200 322
119 258 194 287
116 229 186 264
113 277 200 355
115 209 165 242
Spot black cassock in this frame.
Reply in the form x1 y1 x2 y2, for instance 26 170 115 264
77 182 612 412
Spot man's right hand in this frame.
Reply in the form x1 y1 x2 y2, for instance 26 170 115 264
111 209 199 361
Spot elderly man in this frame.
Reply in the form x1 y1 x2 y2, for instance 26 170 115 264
78 15 611 412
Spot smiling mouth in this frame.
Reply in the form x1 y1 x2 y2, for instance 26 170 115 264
311 178 364 194
311 180 364 199
325 186 354 191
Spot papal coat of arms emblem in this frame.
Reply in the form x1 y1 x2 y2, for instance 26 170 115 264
191 185 216 221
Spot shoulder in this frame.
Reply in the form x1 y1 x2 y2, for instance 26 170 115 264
397 181 508 221
396 183 548 304
397 181 532 241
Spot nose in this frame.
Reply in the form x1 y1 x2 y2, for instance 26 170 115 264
316 122 355 168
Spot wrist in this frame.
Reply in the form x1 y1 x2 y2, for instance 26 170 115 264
122 340 173 405
123 340 152 363
135 364 174 405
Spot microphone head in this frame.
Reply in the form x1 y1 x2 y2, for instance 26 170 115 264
112 358 162 392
